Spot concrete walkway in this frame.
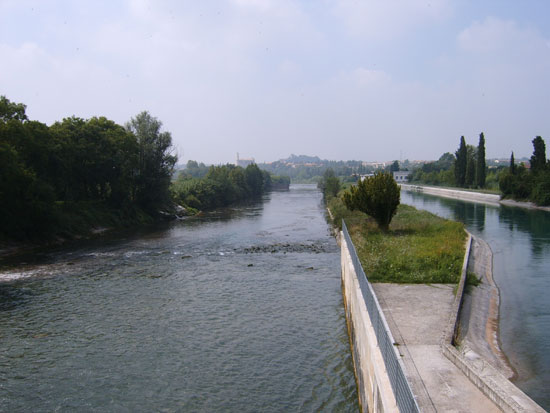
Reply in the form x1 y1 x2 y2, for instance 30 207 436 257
372 283 502 413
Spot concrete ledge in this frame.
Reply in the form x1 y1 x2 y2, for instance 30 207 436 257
442 232 546 412
401 184 500 205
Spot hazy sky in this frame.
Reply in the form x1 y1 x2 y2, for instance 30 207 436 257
1 0 549 164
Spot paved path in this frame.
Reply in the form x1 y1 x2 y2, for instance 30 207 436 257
372 283 502 413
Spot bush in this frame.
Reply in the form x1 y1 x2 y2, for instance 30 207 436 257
343 171 400 230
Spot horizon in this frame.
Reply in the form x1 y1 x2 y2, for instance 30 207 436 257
2 1 549 163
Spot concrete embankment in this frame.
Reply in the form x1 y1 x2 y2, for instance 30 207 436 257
341 233 400 412
402 183 550 212
340 224 546 412
401 184 500 205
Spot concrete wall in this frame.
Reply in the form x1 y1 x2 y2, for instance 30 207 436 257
401 184 500 205
341 234 398 413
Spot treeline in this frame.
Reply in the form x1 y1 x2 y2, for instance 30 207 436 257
258 155 371 182
171 161 289 212
500 136 550 205
0 96 176 240
409 131 550 206
410 133 494 189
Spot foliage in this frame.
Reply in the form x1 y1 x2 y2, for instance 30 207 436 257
328 196 466 283
465 144 477 187
454 136 467 187
171 163 285 211
530 136 547 175
0 95 176 241
342 171 400 230
317 168 341 199
499 136 550 205
258 154 373 183
389 160 399 172
476 132 486 188
125 111 177 212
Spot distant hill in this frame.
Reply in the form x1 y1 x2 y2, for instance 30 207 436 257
284 154 323 164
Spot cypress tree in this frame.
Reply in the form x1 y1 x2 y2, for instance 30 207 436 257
454 136 467 187
476 132 486 188
510 152 516 175
530 136 546 174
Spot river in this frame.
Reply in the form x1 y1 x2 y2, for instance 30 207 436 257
0 185 358 412
401 189 550 410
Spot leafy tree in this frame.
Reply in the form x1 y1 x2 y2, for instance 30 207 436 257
244 163 264 196
476 132 486 188
0 95 28 121
389 160 399 172
318 168 341 199
126 111 177 212
454 136 467 187
531 170 550 206
530 136 546 174
343 171 400 231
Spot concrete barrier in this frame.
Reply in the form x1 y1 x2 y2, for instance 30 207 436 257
401 184 500 205
341 233 400 412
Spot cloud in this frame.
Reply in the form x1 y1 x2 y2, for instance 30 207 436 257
330 0 453 40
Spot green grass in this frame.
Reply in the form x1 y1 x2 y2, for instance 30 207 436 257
328 196 467 283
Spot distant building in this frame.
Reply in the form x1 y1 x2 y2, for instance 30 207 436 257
236 153 255 167
393 171 412 182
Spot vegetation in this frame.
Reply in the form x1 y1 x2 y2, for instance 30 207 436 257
317 168 341 199
410 133 504 193
0 96 176 241
258 154 371 183
499 136 550 205
171 163 288 212
328 195 466 283
343 171 400 231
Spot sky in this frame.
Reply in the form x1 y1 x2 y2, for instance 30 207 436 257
1 0 549 165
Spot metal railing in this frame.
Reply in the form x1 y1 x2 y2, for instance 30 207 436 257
342 220 420 413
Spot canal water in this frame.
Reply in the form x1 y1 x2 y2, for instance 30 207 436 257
0 185 358 412
401 190 550 410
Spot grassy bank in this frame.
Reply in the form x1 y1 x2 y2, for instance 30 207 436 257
328 196 467 283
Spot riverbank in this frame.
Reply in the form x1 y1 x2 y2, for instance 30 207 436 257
402 183 550 212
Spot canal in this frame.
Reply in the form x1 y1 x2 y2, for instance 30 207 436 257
0 185 358 412
401 189 550 410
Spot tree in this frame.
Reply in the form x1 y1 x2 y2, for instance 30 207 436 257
244 163 264 196
476 132 486 188
318 168 341 199
530 136 546 174
454 136 467 187
389 160 399 172
510 152 516 175
126 111 177 212
0 95 28 121
343 171 400 231
465 145 477 187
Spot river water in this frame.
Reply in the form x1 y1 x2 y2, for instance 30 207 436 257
0 185 358 412
401 190 550 410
